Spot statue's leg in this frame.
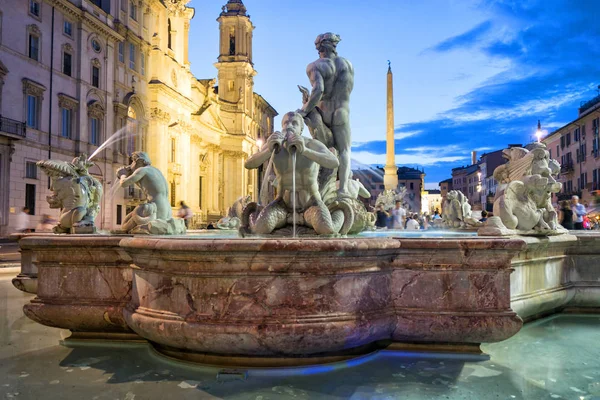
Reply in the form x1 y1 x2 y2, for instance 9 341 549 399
70 207 88 227
332 108 352 197
304 202 336 235
251 199 288 235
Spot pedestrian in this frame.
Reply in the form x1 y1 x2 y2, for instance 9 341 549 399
177 201 193 229
560 200 574 230
572 195 587 230
479 210 488 223
406 213 420 230
375 203 389 229
36 214 56 232
391 201 406 229
16 207 31 233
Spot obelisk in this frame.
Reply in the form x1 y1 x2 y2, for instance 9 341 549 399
383 61 398 190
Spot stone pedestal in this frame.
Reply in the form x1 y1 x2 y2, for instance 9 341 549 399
21 236 134 335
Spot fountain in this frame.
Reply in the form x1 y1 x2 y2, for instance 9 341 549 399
10 32 600 368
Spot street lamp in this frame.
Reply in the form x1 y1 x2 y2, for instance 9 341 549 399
535 120 543 142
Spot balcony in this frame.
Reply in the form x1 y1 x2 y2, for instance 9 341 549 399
560 162 574 174
579 95 600 115
0 115 26 139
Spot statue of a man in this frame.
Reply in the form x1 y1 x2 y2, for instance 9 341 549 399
117 152 173 233
297 32 354 198
244 112 346 235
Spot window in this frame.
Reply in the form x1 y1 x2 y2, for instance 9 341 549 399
29 0 40 17
116 204 122 225
26 95 39 129
170 181 176 207
90 117 99 145
28 34 39 61
556 145 559 157
91 0 102 8
25 162 37 179
130 1 137 21
410 182 414 190
63 52 72 76
121 0 127 11
92 66 99 87
170 138 176 162
25 184 36 215
118 42 124 63
61 107 72 138
566 133 571 147
129 43 136 70
580 173 587 190
63 20 72 37
561 136 565 148
199 176 203 209
549 149 552 159
91 39 101 53
140 53 145 76
168 19 172 50
574 128 580 142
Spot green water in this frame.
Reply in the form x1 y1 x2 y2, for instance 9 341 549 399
0 277 597 399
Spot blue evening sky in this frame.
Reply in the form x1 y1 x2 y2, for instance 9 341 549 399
187 0 600 189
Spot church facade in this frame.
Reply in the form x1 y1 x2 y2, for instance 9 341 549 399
0 0 276 234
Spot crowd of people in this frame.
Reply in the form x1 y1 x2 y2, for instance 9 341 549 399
9 194 600 233
374 201 446 230
558 195 594 230
373 194 598 231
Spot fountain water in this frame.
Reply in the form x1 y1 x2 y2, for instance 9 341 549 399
291 149 297 237
259 151 276 206
88 121 140 161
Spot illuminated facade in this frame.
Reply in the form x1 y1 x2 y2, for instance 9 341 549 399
0 0 276 234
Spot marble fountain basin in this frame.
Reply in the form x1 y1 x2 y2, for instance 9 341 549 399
16 233 531 367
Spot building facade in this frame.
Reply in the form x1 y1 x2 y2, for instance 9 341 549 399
542 95 600 205
353 165 425 212
0 0 276 234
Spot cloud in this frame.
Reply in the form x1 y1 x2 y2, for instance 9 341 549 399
395 0 600 185
430 20 493 52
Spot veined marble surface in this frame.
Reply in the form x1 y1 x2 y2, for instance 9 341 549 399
0 276 599 399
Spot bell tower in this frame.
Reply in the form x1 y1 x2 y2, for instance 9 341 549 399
215 0 256 121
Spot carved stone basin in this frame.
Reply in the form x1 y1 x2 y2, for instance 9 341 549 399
20 235 526 367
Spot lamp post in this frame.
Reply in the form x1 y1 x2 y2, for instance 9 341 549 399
535 120 543 142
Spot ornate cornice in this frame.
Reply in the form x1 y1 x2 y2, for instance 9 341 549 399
49 0 82 20
62 43 74 53
22 78 46 98
222 150 247 158
91 58 102 68
166 0 191 16
150 107 171 122
82 13 124 43
87 101 105 119
27 24 41 36
58 93 79 109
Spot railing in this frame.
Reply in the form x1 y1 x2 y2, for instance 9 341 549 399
0 115 26 138
579 95 600 115
560 162 574 174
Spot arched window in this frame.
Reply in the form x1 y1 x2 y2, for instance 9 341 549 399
167 19 172 50
229 28 235 55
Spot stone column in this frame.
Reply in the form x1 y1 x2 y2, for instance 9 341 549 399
148 108 170 176
384 64 398 190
